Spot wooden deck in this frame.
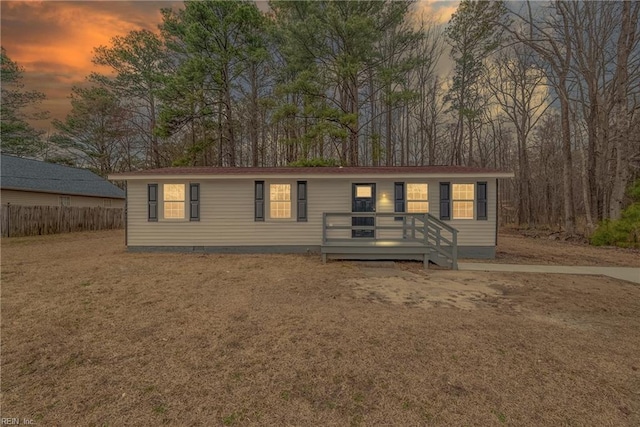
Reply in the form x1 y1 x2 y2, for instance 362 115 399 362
321 212 458 269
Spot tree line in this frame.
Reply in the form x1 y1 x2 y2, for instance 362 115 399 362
1 0 639 235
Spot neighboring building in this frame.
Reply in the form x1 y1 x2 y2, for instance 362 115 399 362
110 166 513 268
1 154 125 208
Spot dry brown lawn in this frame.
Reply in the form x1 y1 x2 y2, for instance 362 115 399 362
492 230 640 267
1 230 639 426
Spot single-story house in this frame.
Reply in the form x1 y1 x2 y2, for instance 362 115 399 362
110 166 513 268
1 154 125 208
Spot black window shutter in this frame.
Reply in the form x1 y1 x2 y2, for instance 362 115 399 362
439 182 451 220
148 184 158 222
255 181 265 221
297 181 307 222
394 182 405 221
189 183 200 221
477 181 487 220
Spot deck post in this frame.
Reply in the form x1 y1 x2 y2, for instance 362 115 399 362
423 214 428 247
452 229 458 270
322 213 327 244
402 215 407 239
411 215 416 239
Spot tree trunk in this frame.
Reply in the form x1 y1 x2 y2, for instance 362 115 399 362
148 89 159 167
250 62 259 167
609 1 638 220
559 77 576 234
386 95 393 166
217 93 224 167
349 76 359 166
467 116 474 166
581 147 594 230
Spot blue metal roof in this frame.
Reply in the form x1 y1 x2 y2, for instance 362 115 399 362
1 154 125 199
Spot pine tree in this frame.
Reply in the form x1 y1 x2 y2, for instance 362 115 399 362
0 47 48 157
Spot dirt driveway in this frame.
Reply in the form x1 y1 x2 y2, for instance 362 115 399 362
1 230 639 426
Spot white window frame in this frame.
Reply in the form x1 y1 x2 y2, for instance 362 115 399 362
59 196 70 207
103 199 112 208
269 183 292 219
452 183 474 220
406 183 429 213
163 183 186 220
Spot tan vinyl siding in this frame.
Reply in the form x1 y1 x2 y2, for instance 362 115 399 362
1 189 125 208
352 178 496 246
369 179 496 246
375 180 401 240
430 179 497 247
127 179 351 247
126 177 497 248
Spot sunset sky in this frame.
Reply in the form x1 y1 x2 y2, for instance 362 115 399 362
1 0 458 132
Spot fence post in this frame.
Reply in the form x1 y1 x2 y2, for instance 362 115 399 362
6 203 10 238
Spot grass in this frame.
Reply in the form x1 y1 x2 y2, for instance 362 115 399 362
494 410 507 423
1 230 640 426
153 404 168 415
223 411 243 425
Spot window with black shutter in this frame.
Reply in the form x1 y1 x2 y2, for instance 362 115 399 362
452 184 474 219
189 183 200 221
394 182 405 221
255 181 265 221
407 183 429 212
477 181 487 220
297 181 307 222
439 182 451 220
148 183 158 222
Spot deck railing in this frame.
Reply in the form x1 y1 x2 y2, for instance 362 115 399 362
322 212 458 269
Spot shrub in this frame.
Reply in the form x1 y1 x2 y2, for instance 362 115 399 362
591 180 640 248
288 157 341 167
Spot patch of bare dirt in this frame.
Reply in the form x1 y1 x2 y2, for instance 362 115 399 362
349 269 510 310
2 230 640 426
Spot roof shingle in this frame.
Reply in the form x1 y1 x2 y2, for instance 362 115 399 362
111 165 509 177
1 154 125 199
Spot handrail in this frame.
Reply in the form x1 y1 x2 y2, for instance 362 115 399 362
324 211 457 233
413 212 457 234
322 213 428 243
324 212 426 217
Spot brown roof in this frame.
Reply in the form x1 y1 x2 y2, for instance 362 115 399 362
112 165 509 177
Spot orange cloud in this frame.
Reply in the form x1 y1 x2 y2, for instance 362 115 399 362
2 1 170 76
414 0 459 24
1 1 179 127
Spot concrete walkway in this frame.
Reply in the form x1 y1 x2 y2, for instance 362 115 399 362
458 263 640 285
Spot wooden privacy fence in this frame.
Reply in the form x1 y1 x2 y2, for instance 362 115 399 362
1 204 125 237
